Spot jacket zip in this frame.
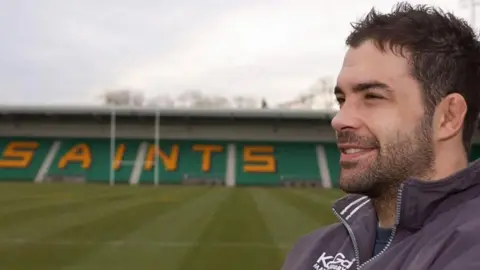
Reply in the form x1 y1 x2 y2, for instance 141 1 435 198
332 208 362 270
332 184 405 270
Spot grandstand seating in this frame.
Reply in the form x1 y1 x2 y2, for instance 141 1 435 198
2 137 478 186
0 137 341 187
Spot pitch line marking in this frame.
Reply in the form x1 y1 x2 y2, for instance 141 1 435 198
0 238 291 249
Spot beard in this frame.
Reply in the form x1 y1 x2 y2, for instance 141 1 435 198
337 115 435 198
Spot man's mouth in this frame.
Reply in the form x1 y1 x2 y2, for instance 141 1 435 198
341 148 374 154
338 145 377 162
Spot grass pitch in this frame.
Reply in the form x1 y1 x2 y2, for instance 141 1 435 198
0 182 344 270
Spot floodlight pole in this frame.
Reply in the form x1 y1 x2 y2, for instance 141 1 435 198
154 109 160 186
109 107 116 186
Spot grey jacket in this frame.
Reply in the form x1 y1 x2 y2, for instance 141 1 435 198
282 160 480 270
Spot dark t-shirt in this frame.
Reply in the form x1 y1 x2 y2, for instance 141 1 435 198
373 227 393 256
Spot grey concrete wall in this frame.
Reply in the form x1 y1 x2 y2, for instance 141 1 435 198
0 118 337 142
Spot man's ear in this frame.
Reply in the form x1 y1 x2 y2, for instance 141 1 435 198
435 93 467 141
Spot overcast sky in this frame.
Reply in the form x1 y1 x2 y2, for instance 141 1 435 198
0 0 471 106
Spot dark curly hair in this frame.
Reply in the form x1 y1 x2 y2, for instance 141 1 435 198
346 2 480 153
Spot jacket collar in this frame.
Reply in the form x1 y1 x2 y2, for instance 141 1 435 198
398 159 480 230
332 159 480 231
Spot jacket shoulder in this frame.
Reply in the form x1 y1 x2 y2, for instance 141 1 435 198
427 196 480 269
282 222 343 270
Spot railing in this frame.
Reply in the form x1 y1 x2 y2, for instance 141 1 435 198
279 175 323 188
44 173 86 184
181 173 225 186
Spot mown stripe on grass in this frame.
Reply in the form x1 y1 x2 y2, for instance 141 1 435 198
296 188 345 201
0 186 170 239
0 183 158 210
0 188 123 212
250 188 324 254
177 188 284 270
68 187 231 270
0 186 209 270
289 188 344 205
0 192 140 230
268 188 338 227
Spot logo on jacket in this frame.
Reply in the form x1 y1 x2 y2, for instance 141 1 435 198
313 252 356 270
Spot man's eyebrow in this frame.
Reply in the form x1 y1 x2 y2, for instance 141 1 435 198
334 81 392 95
352 81 392 93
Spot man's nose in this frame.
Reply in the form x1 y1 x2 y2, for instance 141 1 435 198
331 106 362 132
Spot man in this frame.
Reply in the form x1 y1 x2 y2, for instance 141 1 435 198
282 2 480 270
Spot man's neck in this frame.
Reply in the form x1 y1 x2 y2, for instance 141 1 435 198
373 193 397 228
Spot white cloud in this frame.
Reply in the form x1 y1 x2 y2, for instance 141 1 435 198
0 0 473 105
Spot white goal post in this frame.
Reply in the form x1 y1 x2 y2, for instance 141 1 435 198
109 107 161 186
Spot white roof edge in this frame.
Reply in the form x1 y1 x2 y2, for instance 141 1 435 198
0 104 337 120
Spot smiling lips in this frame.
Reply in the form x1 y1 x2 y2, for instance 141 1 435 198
338 144 377 162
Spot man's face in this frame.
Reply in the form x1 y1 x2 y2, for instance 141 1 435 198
332 41 435 198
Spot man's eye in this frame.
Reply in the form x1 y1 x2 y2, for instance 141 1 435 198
336 97 345 104
365 94 383 99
